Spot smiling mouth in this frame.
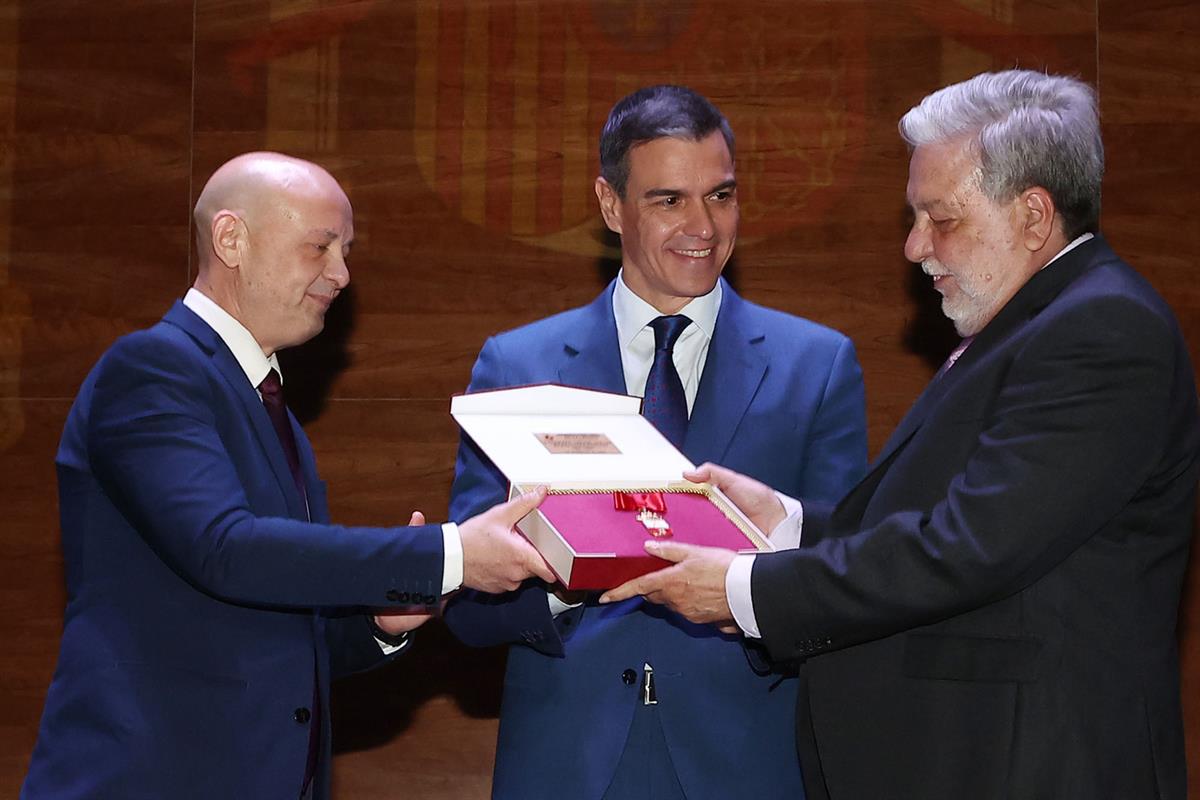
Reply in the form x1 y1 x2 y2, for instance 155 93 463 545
674 247 713 258
307 293 334 309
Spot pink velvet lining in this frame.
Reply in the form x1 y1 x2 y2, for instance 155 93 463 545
538 491 753 556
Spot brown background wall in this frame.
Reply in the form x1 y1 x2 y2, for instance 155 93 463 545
1 0 1196 796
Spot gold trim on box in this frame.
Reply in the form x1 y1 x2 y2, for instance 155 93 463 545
539 485 769 551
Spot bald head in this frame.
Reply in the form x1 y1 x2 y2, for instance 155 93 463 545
193 152 347 268
191 151 354 355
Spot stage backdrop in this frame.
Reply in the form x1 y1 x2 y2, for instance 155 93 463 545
1 1 1197 796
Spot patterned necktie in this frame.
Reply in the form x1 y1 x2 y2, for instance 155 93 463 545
934 335 975 380
257 368 318 792
643 315 691 449
258 369 306 502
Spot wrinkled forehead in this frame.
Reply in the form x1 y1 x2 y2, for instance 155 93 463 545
626 131 736 187
906 139 982 210
268 179 353 234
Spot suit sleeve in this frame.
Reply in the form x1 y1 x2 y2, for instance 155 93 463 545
442 335 566 656
753 293 1183 661
797 335 868 503
86 332 445 610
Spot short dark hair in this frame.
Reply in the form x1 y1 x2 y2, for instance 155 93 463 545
599 85 735 198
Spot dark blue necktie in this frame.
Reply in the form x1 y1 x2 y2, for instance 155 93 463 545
643 315 691 449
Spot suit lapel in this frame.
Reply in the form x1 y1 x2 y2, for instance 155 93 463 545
686 284 767 465
557 285 628 394
163 302 309 519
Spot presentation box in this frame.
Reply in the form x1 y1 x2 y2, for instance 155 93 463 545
451 384 772 589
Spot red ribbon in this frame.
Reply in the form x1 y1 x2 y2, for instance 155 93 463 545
613 492 667 513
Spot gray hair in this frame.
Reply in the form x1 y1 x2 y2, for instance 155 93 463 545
599 85 734 198
899 70 1103 239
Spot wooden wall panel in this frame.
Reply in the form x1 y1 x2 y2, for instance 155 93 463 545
2 1 1196 797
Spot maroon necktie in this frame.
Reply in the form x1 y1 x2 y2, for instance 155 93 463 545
257 369 307 503
256 369 319 793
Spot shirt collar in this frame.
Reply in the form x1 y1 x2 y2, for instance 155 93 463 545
1041 232 1094 271
183 288 280 389
612 271 722 350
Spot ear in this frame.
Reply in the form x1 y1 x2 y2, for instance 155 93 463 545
1018 187 1057 251
595 177 623 235
210 210 246 269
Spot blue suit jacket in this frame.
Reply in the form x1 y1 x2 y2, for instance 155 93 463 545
23 302 445 800
444 280 867 800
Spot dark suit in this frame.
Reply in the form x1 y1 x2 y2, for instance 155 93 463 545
23 302 445 800
445 279 867 800
753 238 1199 799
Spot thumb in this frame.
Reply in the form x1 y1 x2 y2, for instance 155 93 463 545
407 510 426 526
496 485 548 525
644 540 692 563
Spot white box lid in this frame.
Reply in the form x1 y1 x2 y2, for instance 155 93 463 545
451 384 695 485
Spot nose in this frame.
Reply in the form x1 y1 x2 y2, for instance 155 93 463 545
904 217 932 264
326 249 350 290
683 201 715 240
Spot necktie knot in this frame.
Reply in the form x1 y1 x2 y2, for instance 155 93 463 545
650 314 691 353
258 368 283 405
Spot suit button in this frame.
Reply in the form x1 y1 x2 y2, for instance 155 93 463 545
294 707 311 724
385 589 401 602
621 669 637 686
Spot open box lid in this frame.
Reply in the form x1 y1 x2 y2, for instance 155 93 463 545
451 384 695 486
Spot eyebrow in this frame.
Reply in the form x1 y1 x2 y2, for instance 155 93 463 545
642 179 738 199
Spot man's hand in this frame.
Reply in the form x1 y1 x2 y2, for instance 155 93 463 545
599 540 739 633
374 510 441 634
459 487 557 593
686 462 787 534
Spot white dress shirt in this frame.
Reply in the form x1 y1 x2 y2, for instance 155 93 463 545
182 289 464 597
725 233 1097 638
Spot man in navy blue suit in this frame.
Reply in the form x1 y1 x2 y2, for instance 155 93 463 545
444 86 868 799
22 152 555 800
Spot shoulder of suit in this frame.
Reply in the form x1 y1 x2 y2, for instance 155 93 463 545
487 301 602 345
95 315 211 382
1055 254 1177 324
733 295 853 348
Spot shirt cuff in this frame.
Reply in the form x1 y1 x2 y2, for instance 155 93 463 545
374 631 411 655
726 553 761 639
546 592 583 617
769 491 804 550
442 522 463 595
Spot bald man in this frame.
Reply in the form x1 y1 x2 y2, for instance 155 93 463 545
22 152 553 800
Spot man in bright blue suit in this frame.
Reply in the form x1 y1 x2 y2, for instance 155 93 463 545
444 86 868 800
22 152 555 800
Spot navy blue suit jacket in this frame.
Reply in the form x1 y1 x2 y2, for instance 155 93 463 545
23 303 445 800
444 280 867 800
